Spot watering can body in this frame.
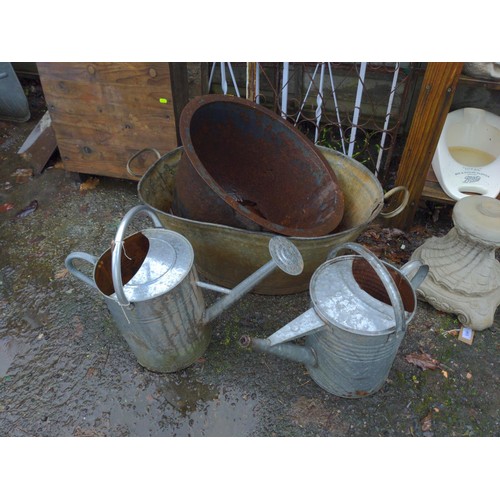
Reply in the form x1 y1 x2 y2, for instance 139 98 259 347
241 243 428 398
104 261 210 373
65 206 211 372
302 311 408 398
66 205 304 373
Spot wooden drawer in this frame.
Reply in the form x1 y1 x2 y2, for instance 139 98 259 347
37 62 180 179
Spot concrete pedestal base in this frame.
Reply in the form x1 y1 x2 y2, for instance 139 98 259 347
411 196 500 331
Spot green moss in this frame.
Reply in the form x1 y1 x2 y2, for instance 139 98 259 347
436 315 460 337
394 370 407 387
413 393 438 416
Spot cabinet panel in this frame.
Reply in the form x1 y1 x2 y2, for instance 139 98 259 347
37 62 179 179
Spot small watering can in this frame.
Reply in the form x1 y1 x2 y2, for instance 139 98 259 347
240 242 429 398
65 205 304 373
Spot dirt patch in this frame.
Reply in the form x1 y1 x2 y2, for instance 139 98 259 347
288 396 350 435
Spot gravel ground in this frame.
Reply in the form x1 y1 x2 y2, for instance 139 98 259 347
1 77 498 442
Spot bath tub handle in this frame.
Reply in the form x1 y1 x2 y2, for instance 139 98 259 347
65 252 98 290
126 148 161 178
379 186 409 219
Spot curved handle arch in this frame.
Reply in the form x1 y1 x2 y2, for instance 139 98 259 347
112 205 163 307
327 242 406 335
379 186 409 219
65 252 98 290
126 148 161 178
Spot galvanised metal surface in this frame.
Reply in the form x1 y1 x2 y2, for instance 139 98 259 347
202 236 304 325
137 146 408 295
65 206 209 373
104 265 209 373
240 243 428 398
172 94 344 237
110 206 195 305
66 206 306 373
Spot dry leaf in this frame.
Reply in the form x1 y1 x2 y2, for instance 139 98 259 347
441 370 448 378
466 372 473 380
54 268 69 279
405 352 442 371
409 225 429 236
80 177 100 191
421 412 433 432
11 168 33 184
384 227 408 239
358 224 412 264
0 202 14 213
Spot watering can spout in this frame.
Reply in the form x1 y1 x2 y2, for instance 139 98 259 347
202 236 304 325
239 308 323 367
239 336 318 367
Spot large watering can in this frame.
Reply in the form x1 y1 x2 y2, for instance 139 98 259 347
240 242 429 398
65 205 304 373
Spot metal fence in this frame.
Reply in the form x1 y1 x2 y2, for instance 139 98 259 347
207 62 417 184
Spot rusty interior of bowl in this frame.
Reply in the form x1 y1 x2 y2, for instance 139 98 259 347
173 95 344 237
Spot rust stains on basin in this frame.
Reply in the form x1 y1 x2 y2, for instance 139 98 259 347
173 95 344 237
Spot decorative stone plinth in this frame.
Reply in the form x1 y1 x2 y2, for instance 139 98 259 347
411 196 500 331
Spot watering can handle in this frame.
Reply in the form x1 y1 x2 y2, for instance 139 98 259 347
400 260 429 290
112 205 163 307
65 252 98 290
379 186 409 219
327 242 406 335
126 148 161 178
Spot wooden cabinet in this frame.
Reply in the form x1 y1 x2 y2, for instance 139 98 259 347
37 62 187 179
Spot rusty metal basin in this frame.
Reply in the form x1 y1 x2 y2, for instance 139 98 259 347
172 95 344 237
135 146 408 295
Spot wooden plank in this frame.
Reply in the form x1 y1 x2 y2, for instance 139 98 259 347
17 110 57 175
422 164 500 204
388 62 464 228
37 62 178 179
246 62 257 101
38 62 168 86
458 74 500 91
53 139 162 178
168 62 189 146
421 166 455 204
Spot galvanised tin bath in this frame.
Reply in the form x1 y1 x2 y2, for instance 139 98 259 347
132 146 408 295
